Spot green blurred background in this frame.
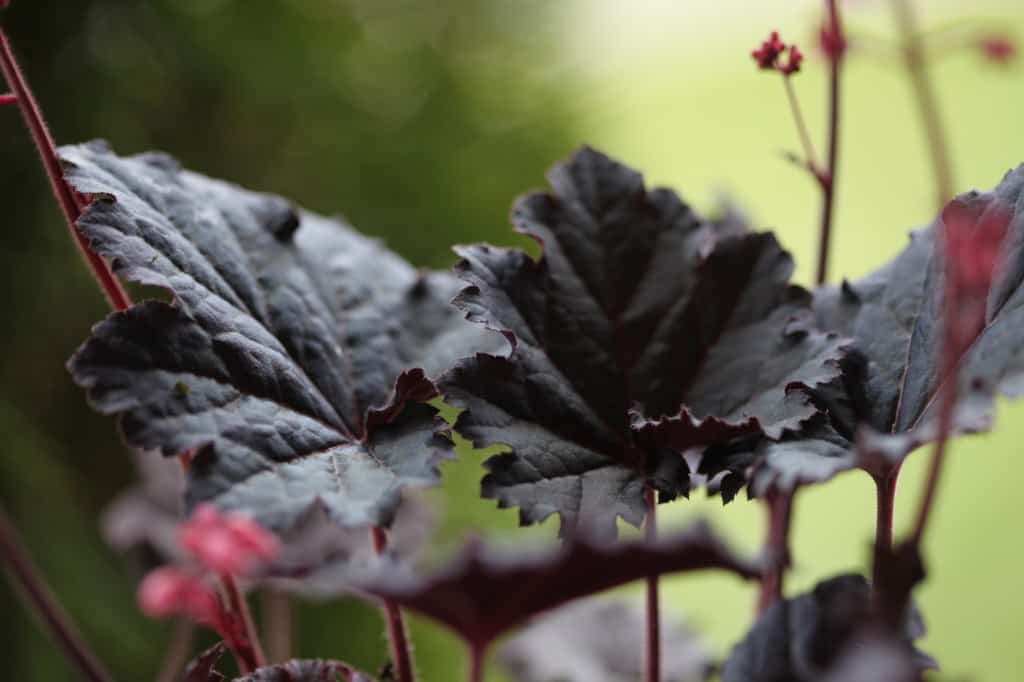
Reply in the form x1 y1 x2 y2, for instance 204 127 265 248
1 0 1022 679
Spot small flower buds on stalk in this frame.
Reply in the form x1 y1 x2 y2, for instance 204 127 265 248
752 31 804 74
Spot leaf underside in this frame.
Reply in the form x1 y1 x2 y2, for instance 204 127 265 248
359 520 760 649
441 146 846 535
64 141 497 531
499 598 712 682
704 164 1024 496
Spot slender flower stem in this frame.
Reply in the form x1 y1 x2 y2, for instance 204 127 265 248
756 493 793 615
0 27 130 311
892 0 955 209
154 619 194 682
782 76 821 179
643 487 660 682
466 643 484 682
816 0 846 286
261 590 292 663
0 506 114 682
911 357 956 546
371 527 416 682
0 91 15 104
219 574 264 673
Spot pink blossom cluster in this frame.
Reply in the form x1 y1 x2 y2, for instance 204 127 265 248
137 504 279 624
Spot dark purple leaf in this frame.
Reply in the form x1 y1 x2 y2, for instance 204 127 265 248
707 165 1024 494
440 146 847 535
358 520 760 650
499 598 713 682
232 659 373 682
63 141 497 531
720 574 934 682
184 642 226 682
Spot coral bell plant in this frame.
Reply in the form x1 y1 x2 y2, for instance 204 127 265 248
0 1 1021 681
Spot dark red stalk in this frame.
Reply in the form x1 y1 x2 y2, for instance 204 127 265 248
755 492 793 615
0 506 114 682
910 347 957 546
219 574 264 673
0 27 130 312
892 0 954 209
466 643 484 682
873 467 900 553
815 0 845 286
371 526 416 682
643 487 660 682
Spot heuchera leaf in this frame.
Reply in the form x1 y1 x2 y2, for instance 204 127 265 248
720 574 934 682
63 141 498 531
232 660 374 682
705 165 1024 494
358 520 760 651
499 598 713 682
440 146 847 535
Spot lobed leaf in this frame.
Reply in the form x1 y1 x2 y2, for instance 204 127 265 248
358 520 760 650
441 147 847 535
705 165 1024 495
63 141 497 531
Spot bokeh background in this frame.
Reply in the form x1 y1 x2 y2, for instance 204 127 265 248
2 0 1022 679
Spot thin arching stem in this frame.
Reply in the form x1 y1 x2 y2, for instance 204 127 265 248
782 76 821 178
0 506 114 682
892 0 955 209
371 527 416 682
644 487 660 682
0 27 130 311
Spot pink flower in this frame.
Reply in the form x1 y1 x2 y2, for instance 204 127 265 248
178 504 279 576
137 566 220 624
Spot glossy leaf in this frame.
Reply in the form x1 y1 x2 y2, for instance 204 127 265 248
359 520 760 650
705 167 1024 493
64 141 496 530
441 147 847 535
